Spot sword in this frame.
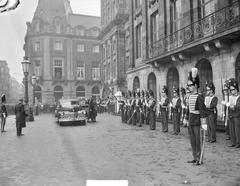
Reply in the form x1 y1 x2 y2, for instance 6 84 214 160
127 110 136 124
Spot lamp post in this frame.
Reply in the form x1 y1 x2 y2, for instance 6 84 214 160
21 56 30 104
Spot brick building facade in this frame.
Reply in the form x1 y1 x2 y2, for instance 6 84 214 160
24 0 101 104
126 0 240 116
99 0 130 98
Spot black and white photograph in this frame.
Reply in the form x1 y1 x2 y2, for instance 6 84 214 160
0 0 240 185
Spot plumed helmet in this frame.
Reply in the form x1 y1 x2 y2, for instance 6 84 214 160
1 94 6 103
206 81 215 93
162 86 168 95
228 78 239 92
223 79 230 90
188 67 200 89
136 90 140 97
148 89 154 97
173 86 180 96
180 87 186 95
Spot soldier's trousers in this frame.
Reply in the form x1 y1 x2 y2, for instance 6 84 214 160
161 110 168 132
145 110 149 124
207 114 217 142
16 127 22 136
1 117 6 132
139 112 144 126
127 109 132 124
124 110 128 123
132 112 137 125
225 119 230 137
173 111 180 134
229 117 240 146
136 111 141 126
188 125 201 161
149 110 156 130
121 110 125 123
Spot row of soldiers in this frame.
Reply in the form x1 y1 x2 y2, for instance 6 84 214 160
119 75 240 149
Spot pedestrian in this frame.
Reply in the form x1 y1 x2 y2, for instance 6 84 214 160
170 87 181 135
227 78 240 148
14 99 28 136
205 81 218 143
159 86 169 132
148 89 156 130
1 94 8 133
186 67 208 166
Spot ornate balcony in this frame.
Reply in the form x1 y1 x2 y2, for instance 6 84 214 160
147 1 240 63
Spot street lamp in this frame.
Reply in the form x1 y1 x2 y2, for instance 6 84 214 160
32 75 36 104
21 56 30 104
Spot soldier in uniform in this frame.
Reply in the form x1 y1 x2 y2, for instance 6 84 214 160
144 90 150 125
119 92 125 123
140 90 145 126
170 87 181 135
1 94 7 133
131 90 136 125
159 86 169 133
205 81 218 143
126 91 132 124
180 88 188 127
135 90 142 127
186 67 208 165
148 90 156 130
221 80 231 140
227 78 240 148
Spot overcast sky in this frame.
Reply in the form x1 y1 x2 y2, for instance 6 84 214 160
0 0 100 83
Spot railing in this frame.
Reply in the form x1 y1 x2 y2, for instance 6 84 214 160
149 1 240 59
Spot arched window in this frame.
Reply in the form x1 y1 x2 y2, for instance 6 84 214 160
133 76 140 91
148 72 157 98
236 53 240 86
76 86 85 97
54 86 63 101
92 86 100 96
167 67 179 100
196 59 213 94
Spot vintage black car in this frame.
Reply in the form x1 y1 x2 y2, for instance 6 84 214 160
55 99 87 126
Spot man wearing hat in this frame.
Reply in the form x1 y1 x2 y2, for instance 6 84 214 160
144 90 150 125
15 99 27 136
221 80 230 140
148 89 156 130
226 78 240 148
186 67 208 165
140 90 145 126
205 81 218 143
1 94 8 132
170 87 181 135
159 86 169 132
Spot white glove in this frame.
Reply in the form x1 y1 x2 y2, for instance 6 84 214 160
169 103 173 107
201 118 208 131
226 102 230 107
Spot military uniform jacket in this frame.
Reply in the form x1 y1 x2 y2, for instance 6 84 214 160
149 98 156 111
172 97 181 113
228 95 240 118
135 98 141 111
159 97 169 111
187 93 208 126
204 95 218 114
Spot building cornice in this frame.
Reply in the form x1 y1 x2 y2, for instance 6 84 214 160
126 64 151 74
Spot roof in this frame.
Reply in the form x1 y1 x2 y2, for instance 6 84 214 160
69 14 101 29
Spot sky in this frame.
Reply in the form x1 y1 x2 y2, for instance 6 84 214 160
0 0 100 83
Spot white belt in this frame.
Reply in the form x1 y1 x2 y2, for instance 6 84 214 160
190 110 200 114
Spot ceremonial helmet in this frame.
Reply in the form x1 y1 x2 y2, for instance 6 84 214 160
1 94 6 103
148 89 154 97
136 88 141 97
180 87 186 95
228 78 239 92
173 86 180 96
223 79 230 90
205 81 215 93
162 86 168 95
188 67 200 89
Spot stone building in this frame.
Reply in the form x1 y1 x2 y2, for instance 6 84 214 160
0 60 11 100
24 0 101 104
126 0 240 116
99 0 130 98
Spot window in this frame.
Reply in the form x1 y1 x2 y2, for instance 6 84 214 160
53 59 63 79
92 62 100 80
91 29 99 37
76 61 85 80
112 38 117 53
76 28 85 36
77 44 85 52
103 64 106 81
54 41 63 51
171 0 182 32
135 0 142 9
55 20 61 34
76 86 85 97
92 45 100 53
125 35 130 50
112 59 116 78
36 22 40 32
34 42 40 51
201 0 216 17
151 11 159 44
34 60 41 77
107 61 110 80
136 24 142 59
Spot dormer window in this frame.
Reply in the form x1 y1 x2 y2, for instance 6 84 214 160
76 28 85 36
55 20 61 34
36 22 40 32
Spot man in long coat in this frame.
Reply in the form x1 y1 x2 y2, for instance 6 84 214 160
15 99 27 136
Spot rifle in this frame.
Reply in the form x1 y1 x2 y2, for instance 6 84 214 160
158 89 161 118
